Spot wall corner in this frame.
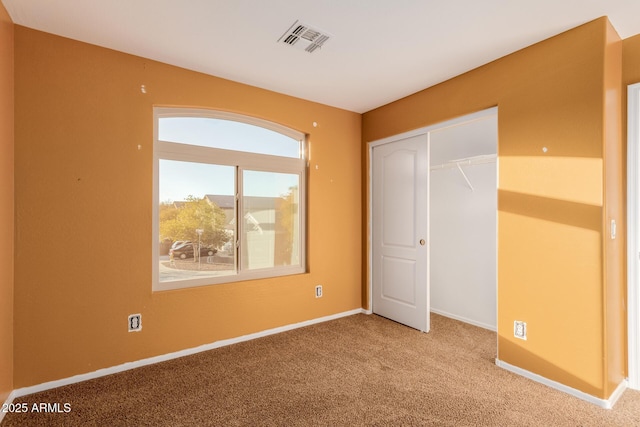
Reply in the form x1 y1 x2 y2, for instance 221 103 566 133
0 0 15 403
602 17 626 399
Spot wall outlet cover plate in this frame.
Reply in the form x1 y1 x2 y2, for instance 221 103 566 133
128 314 142 332
514 320 526 340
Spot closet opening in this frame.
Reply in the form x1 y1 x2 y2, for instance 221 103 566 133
429 112 498 331
368 107 498 333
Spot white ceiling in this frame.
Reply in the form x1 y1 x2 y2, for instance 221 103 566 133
3 0 640 113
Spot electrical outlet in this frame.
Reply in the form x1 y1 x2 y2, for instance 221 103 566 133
315 285 323 298
514 320 526 340
128 314 142 332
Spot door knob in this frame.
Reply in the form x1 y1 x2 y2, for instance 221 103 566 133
419 239 426 246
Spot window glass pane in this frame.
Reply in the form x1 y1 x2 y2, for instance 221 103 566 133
158 160 236 282
241 170 300 270
159 117 301 158
154 108 306 291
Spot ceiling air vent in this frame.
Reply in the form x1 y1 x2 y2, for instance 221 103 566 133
278 20 331 53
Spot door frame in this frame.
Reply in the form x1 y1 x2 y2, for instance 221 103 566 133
627 83 640 390
367 107 498 320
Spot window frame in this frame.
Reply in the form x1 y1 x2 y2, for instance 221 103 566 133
152 107 307 291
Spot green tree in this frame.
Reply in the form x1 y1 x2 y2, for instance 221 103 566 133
159 201 179 223
159 196 229 249
274 186 298 266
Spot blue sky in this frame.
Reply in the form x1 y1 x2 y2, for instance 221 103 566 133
159 160 299 202
159 117 300 157
158 117 300 202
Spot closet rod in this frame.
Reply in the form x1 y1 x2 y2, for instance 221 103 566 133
429 154 497 171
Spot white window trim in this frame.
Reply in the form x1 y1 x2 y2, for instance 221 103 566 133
152 107 307 292
156 107 306 153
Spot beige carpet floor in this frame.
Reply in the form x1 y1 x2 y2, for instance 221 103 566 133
2 313 640 426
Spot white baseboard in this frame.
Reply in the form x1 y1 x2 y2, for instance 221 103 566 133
430 308 497 332
0 390 18 424
11 308 366 399
496 359 628 409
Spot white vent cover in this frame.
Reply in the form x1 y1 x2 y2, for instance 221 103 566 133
278 20 331 53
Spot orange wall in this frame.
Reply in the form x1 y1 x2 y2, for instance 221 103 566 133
363 17 624 399
623 33 640 85
0 2 14 402
13 27 362 387
602 20 626 398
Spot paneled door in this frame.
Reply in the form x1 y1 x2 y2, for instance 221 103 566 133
372 134 429 332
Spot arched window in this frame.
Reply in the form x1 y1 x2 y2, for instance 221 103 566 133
153 108 306 291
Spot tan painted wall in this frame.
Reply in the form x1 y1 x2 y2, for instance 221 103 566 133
362 17 625 399
0 3 14 402
13 27 362 388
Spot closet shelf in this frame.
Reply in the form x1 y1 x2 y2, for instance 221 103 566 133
429 153 497 171
429 154 496 191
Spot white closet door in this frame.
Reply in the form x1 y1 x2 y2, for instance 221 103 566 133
372 134 429 332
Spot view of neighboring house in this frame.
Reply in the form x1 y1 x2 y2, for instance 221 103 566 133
202 194 299 269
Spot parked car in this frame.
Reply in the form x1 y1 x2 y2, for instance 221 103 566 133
170 240 188 250
170 242 217 259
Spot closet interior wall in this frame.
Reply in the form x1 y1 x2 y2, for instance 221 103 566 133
429 114 498 330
